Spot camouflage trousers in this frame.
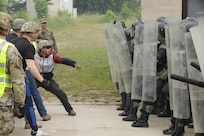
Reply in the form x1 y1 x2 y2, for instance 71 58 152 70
0 106 14 136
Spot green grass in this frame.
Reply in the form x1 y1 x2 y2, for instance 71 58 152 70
39 14 119 103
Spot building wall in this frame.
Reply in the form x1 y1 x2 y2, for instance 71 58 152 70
141 0 182 21
26 0 74 19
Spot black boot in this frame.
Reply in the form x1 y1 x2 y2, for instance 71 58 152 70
163 115 176 135
171 119 185 136
157 92 171 117
131 109 149 127
195 133 204 136
119 93 131 116
116 92 126 110
122 100 140 121
131 102 153 128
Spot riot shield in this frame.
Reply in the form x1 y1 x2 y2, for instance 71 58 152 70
113 22 133 94
131 23 144 100
165 18 183 110
169 21 190 119
142 20 158 102
190 16 204 79
185 32 204 134
103 23 118 83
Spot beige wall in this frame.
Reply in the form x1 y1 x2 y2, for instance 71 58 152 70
141 0 182 21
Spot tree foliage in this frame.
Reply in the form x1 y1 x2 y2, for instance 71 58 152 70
7 0 26 14
74 0 141 15
0 0 7 12
33 0 52 19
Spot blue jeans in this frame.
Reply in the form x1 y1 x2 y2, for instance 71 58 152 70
25 70 47 117
25 78 38 131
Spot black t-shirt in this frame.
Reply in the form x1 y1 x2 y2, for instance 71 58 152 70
12 37 35 70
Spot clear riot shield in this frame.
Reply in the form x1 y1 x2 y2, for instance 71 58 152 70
169 21 190 119
185 32 204 134
142 20 157 102
113 22 133 94
190 16 204 79
131 23 144 100
103 23 118 83
164 18 181 110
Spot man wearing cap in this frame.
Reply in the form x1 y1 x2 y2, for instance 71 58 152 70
12 21 49 136
6 18 26 42
35 40 81 116
37 19 58 54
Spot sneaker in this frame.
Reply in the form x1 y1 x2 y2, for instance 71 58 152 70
36 129 49 136
68 110 76 116
31 129 49 136
25 122 42 129
42 115 51 121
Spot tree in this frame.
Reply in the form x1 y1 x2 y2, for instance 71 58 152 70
33 0 52 19
0 0 7 12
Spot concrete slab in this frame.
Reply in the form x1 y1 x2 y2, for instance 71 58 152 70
11 101 194 136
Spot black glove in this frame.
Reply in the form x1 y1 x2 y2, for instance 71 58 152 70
41 79 51 87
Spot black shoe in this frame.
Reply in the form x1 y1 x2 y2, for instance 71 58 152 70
119 111 129 116
163 125 175 135
131 119 149 127
116 106 125 111
195 133 204 136
172 127 184 136
122 115 137 121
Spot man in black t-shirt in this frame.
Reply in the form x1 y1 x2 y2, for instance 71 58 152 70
13 21 49 136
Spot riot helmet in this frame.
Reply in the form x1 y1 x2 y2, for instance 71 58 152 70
158 22 166 38
13 18 26 30
124 28 132 42
156 16 166 23
0 12 12 30
131 20 143 30
185 22 198 32
21 22 39 33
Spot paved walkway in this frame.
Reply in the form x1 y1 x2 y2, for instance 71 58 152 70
11 101 194 136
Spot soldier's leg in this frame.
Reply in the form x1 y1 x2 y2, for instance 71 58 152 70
131 101 154 127
122 99 141 121
171 118 185 136
119 93 131 116
0 106 14 136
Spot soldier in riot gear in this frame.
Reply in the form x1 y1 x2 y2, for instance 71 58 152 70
154 22 171 117
118 25 133 117
132 21 169 128
122 20 144 121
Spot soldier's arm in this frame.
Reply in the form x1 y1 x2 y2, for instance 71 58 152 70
7 46 25 106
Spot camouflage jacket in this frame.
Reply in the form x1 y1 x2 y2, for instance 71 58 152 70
156 41 168 81
37 28 58 54
0 39 25 107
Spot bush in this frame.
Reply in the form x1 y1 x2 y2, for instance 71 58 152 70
11 9 29 20
119 3 133 20
101 10 116 23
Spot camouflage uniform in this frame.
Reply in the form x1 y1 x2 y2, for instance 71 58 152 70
0 12 25 136
37 19 58 54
